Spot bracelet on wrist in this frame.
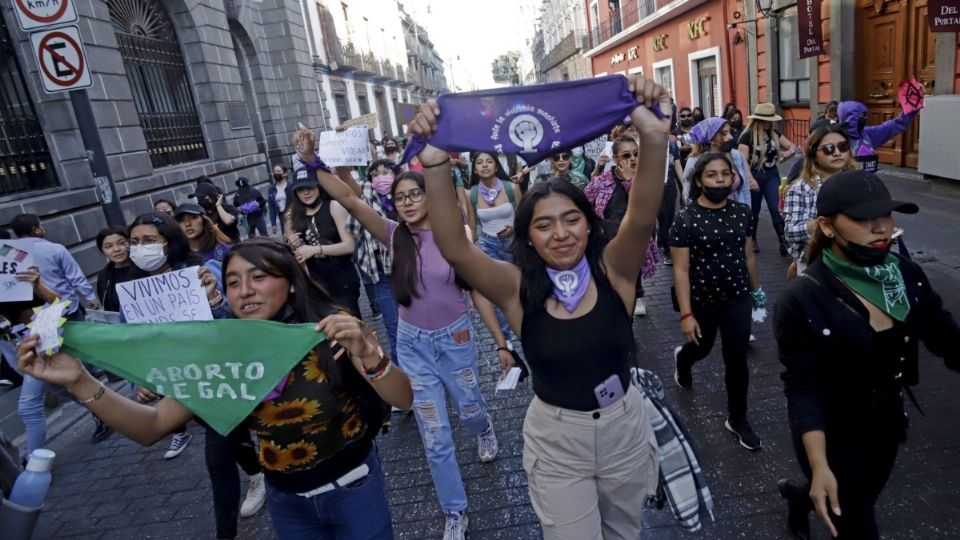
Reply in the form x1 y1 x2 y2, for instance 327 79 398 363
78 384 105 405
496 346 510 352
680 312 694 321
422 157 451 169
367 362 394 382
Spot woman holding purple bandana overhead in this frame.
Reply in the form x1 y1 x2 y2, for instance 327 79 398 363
409 75 669 540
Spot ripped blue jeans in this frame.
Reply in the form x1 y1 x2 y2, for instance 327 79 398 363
396 313 489 513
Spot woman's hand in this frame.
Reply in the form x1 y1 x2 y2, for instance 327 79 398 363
197 266 218 302
317 314 381 372
15 267 40 287
497 348 516 375
809 464 841 538
295 245 321 263
17 334 86 388
408 99 449 166
749 176 760 191
497 225 514 240
288 232 304 249
681 316 701 345
627 76 673 138
136 387 159 402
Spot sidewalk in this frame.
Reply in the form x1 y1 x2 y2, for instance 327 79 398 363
7 163 960 539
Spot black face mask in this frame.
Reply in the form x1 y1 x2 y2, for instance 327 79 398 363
273 173 284 181
680 118 694 128
384 146 398 153
835 230 891 266
731 120 744 130
701 185 732 203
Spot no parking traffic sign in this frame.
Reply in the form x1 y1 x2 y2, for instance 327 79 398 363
13 0 79 31
30 25 92 93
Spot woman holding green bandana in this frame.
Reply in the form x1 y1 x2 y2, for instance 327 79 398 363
774 170 960 540
16 238 413 539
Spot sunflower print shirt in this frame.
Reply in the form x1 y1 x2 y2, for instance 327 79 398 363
250 343 383 491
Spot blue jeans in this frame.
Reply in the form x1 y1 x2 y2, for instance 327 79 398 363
371 272 399 358
265 450 393 540
750 166 785 237
477 232 515 340
397 313 489 513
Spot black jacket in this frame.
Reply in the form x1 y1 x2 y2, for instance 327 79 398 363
775 255 960 441
96 263 144 313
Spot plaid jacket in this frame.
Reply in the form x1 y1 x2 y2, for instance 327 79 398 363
347 182 392 283
584 170 660 279
782 177 820 261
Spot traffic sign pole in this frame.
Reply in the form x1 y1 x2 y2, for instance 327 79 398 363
69 90 125 228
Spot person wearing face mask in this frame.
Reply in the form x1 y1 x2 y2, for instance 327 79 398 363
722 109 745 153
782 125 857 276
95 226 143 313
671 107 696 168
837 100 918 174
681 117 752 206
691 107 705 124
350 159 401 356
671 152 763 452
568 146 596 179
194 179 242 244
773 170 960 540
382 136 402 163
233 177 269 238
268 163 290 235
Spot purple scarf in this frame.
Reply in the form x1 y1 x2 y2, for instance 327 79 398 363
401 75 666 165
547 256 592 313
477 179 502 205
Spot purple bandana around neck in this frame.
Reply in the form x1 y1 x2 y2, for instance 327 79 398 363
478 179 502 205
546 256 592 313
400 75 666 165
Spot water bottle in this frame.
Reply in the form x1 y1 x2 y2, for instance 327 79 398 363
9 449 55 509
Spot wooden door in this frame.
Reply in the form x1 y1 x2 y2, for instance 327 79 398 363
856 0 930 168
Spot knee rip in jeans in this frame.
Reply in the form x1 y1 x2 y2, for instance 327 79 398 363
460 403 482 420
453 367 477 393
414 400 442 447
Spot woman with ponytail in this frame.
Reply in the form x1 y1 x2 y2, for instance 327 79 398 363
296 134 500 539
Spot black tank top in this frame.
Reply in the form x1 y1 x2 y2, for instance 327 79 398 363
303 202 358 286
520 276 634 411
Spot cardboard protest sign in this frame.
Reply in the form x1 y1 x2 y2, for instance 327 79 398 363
62 320 327 435
898 77 926 115
28 299 69 356
583 135 608 161
0 240 35 302
339 112 379 129
317 126 372 167
116 266 213 323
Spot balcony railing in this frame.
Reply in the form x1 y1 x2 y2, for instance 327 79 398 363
588 0 662 49
541 31 586 72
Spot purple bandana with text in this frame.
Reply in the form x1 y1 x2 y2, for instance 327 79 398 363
401 75 665 165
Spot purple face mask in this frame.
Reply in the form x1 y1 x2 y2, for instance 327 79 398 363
477 178 502 205
372 174 394 195
400 75 667 165
546 256 592 313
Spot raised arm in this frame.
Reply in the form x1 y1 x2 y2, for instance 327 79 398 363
308 166 389 245
603 77 672 295
863 110 918 147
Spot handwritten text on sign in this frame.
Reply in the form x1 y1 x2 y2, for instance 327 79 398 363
317 126 372 167
116 266 213 323
0 240 35 302
146 361 264 401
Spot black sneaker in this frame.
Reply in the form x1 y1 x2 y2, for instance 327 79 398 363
778 479 811 540
92 417 113 443
674 346 692 389
725 418 761 451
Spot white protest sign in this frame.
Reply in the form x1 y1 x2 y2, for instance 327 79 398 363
116 266 213 323
317 126 372 167
0 240 35 302
583 135 608 161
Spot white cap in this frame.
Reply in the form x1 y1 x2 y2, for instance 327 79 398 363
25 449 55 472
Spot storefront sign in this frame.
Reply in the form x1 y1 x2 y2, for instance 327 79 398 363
653 34 668 52
797 0 824 58
687 16 709 39
611 52 626 65
627 46 639 61
929 0 960 32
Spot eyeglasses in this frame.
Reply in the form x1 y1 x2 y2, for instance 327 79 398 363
818 141 850 155
617 151 639 159
551 153 571 161
393 189 424 205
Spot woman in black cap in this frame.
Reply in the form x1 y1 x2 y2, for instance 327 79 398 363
234 177 269 238
774 170 960 539
175 203 233 264
194 178 242 244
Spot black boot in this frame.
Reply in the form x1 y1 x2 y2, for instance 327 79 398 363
774 222 789 256
778 479 811 540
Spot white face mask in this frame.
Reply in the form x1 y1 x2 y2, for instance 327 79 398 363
130 243 168 272
571 147 584 158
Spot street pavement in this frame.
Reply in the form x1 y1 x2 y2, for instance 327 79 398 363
3 164 960 539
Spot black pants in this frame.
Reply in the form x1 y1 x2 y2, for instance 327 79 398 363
204 423 262 539
792 432 899 539
657 174 678 251
245 213 269 238
676 294 752 421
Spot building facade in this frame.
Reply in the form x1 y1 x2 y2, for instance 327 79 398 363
538 0 593 83
0 0 324 273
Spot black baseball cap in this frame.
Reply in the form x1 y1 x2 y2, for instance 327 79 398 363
174 203 205 217
816 170 918 219
288 168 319 191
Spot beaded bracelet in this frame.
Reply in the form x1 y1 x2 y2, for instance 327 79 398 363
79 384 105 405
366 362 394 382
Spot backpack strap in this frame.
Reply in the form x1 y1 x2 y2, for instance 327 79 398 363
470 181 515 208
469 184 479 209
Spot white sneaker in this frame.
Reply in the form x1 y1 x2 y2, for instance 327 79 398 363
443 511 469 540
477 415 498 463
240 473 266 517
749 334 757 342
633 297 647 317
163 432 192 459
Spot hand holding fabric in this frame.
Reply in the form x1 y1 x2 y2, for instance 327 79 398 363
408 99 449 166
316 314 381 372
17 334 85 388
628 75 673 138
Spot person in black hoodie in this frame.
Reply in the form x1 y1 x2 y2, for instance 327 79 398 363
194 178 241 244
95 226 143 312
774 170 960 540
233 177 268 238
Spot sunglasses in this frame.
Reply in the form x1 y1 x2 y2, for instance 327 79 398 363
818 141 850 155
551 153 571 161
679 114 691 118
617 151 639 159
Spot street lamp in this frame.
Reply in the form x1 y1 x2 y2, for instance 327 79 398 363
756 0 775 18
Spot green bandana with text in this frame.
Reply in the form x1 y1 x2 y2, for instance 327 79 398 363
822 248 911 322
63 320 326 436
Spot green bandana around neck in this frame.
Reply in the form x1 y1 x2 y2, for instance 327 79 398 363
63 320 326 436
821 248 911 322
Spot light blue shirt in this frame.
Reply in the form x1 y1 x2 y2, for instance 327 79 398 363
18 237 95 314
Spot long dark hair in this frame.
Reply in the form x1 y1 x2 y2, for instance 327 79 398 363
366 159 400 182
688 152 734 201
222 238 343 385
469 151 510 186
805 224 833 265
287 180 332 235
96 226 128 252
178 213 231 253
798 124 855 191
129 213 201 269
511 179 611 313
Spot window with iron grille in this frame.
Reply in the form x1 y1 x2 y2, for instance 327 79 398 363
777 9 812 105
334 94 350 124
0 17 59 197
108 0 207 168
